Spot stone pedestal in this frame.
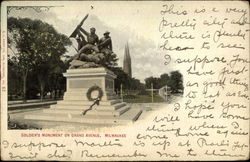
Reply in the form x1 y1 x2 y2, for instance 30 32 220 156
63 68 116 101
25 68 142 126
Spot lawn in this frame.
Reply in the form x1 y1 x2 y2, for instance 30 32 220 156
123 94 166 103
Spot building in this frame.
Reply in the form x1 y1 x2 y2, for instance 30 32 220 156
123 42 132 77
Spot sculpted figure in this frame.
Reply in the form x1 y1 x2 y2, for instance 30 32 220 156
77 26 99 54
76 31 87 50
68 15 117 69
71 27 100 61
98 31 113 54
70 31 87 61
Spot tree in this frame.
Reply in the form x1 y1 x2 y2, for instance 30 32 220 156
47 60 68 99
130 78 144 91
8 17 71 101
145 77 160 89
168 71 183 93
144 71 183 93
8 59 22 100
110 67 145 93
110 67 131 91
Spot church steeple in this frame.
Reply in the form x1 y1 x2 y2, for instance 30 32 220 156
123 42 132 77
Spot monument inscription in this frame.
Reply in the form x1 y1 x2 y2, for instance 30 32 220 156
69 79 102 89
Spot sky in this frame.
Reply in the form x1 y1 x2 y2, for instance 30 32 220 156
7 1 175 82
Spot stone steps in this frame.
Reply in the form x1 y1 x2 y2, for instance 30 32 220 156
23 68 143 127
56 99 122 106
50 102 126 110
43 105 130 116
25 108 142 124
64 95 120 101
95 102 126 110
85 106 130 116
65 90 116 96
118 108 143 122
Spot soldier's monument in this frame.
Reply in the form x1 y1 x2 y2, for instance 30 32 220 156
25 14 142 126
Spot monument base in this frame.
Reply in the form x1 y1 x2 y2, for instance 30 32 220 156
25 68 142 126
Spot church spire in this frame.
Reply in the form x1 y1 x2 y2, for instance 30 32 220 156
123 42 132 77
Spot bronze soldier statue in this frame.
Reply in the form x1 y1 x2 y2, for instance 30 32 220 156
77 26 99 54
75 32 86 51
68 14 117 69
73 27 99 60
98 31 113 55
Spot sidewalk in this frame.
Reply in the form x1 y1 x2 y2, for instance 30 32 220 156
8 99 62 110
8 98 61 105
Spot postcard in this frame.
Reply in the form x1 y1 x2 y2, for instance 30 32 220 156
1 0 249 161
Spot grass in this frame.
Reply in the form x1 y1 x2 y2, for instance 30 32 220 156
123 94 166 103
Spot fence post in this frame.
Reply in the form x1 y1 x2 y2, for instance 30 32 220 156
120 84 123 102
151 83 154 103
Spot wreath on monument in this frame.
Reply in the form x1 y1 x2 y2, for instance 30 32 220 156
86 85 103 101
